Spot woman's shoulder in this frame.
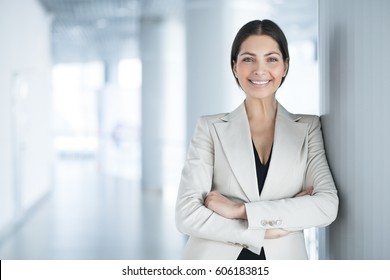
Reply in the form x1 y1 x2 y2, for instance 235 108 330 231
199 102 246 124
295 113 322 132
295 113 320 123
199 112 229 122
278 102 320 125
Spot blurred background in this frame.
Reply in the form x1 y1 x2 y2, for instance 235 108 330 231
0 0 320 259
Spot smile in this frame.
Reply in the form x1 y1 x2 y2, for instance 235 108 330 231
250 80 270 86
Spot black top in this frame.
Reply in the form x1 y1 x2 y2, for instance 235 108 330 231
237 141 272 260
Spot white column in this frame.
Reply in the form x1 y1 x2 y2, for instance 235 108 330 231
140 18 165 190
319 0 390 259
140 5 186 191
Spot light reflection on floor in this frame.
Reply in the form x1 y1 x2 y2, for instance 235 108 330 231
0 156 186 259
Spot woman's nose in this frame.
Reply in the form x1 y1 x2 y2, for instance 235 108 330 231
253 61 266 75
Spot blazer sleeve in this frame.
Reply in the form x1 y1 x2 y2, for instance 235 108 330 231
175 116 265 253
245 116 339 231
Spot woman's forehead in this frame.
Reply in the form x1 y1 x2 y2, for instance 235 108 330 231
239 35 281 55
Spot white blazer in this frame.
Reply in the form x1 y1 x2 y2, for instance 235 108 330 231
175 101 339 259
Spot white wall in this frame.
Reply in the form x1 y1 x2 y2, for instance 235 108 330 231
319 0 390 259
0 0 52 238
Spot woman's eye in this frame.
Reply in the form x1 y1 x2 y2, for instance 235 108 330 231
268 57 278 62
243 57 254 62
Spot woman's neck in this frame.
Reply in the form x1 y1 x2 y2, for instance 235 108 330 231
244 96 277 122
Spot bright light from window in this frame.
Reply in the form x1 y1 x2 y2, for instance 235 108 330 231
118 58 142 90
52 61 104 137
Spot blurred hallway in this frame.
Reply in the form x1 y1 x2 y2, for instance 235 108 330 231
2 0 390 261
1 0 322 260
0 155 183 259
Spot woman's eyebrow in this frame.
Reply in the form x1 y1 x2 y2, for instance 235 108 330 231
239 51 282 57
239 51 256 56
264 51 282 57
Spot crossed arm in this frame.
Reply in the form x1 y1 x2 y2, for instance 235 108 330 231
204 187 314 239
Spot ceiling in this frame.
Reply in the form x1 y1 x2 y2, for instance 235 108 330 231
38 0 317 64
38 0 140 63
39 0 180 63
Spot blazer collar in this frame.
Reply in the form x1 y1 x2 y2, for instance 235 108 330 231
214 100 307 201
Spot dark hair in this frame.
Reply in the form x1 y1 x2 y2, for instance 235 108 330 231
230 19 289 87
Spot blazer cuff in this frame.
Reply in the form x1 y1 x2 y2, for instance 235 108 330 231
245 202 284 230
224 219 265 254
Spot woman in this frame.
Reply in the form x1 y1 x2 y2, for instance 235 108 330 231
175 19 338 260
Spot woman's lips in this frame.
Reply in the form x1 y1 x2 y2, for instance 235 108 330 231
249 79 270 87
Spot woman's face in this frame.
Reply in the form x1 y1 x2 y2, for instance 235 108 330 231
233 35 288 101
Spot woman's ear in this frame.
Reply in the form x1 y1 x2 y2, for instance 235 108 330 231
233 61 238 77
283 59 289 77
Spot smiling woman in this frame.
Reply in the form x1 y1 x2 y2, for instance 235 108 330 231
233 35 288 102
175 19 339 260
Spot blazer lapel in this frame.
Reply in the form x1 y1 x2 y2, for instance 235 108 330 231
213 101 308 202
213 103 259 202
261 103 308 199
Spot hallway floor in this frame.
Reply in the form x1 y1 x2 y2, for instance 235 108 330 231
0 157 185 259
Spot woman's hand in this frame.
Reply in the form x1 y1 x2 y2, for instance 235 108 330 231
265 229 289 239
204 191 247 219
294 186 313 197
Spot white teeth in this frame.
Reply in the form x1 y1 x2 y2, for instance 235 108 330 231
251 80 269 85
